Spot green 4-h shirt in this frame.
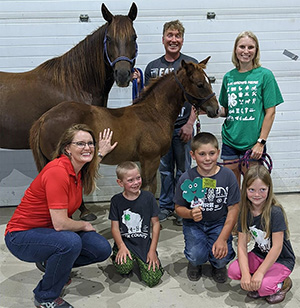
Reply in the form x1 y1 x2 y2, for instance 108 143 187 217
219 67 284 151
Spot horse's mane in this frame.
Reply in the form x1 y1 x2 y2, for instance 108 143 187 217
132 71 176 105
37 24 107 98
35 15 135 99
132 61 207 105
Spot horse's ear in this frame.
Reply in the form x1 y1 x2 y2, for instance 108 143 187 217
101 3 114 23
181 59 187 69
199 56 211 68
181 60 194 76
128 3 138 21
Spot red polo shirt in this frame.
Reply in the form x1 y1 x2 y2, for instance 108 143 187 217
5 155 82 235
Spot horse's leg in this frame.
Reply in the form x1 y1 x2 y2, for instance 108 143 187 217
79 199 97 221
140 157 160 194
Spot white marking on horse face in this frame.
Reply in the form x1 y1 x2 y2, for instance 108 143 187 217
204 74 210 85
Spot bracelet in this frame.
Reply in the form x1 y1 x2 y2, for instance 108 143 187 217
98 152 104 159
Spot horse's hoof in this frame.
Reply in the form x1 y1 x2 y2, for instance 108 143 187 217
80 212 97 221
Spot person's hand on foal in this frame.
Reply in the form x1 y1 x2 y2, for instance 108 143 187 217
98 128 118 158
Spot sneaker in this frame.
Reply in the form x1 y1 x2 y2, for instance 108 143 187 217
175 215 183 226
158 209 173 222
173 212 183 226
265 277 292 304
247 291 261 299
211 266 227 283
36 261 47 273
34 297 74 308
187 262 202 281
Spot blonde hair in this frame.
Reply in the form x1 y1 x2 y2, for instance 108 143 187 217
232 31 261 70
163 20 185 37
116 161 140 180
52 124 99 195
191 132 219 152
240 164 290 239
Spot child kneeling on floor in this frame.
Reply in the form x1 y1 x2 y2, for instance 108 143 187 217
109 161 164 287
228 164 295 304
174 132 240 283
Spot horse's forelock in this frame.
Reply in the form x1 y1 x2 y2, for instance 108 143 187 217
107 15 136 38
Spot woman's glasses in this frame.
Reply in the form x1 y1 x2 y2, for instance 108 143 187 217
71 141 95 148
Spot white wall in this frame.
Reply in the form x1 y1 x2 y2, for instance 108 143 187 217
0 0 299 205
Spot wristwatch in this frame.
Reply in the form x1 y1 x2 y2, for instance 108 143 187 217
257 138 266 145
98 152 104 159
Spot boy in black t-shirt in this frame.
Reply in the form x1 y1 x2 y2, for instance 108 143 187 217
109 161 164 287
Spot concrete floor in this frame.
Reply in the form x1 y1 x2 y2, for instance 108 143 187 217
0 193 299 308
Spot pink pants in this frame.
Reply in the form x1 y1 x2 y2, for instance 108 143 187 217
228 252 291 296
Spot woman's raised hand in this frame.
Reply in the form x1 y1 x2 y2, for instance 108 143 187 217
98 128 118 158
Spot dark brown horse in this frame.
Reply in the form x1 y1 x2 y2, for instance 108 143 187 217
29 58 219 217
0 3 137 149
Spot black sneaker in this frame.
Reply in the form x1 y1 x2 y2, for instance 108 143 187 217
187 262 202 281
247 291 261 299
158 209 173 222
36 261 47 273
211 265 227 283
173 213 183 226
34 297 74 308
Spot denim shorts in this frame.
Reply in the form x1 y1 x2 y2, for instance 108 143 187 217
221 143 266 161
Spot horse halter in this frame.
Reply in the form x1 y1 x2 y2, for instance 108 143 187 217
173 72 215 108
103 28 138 67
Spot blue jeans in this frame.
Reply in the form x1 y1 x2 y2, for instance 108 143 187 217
5 228 111 302
183 218 235 268
159 127 191 211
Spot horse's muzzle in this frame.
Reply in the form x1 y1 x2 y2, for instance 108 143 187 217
114 67 131 87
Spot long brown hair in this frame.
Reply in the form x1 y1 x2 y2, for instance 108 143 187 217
240 164 290 239
52 124 99 195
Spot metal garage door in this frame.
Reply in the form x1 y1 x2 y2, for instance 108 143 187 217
0 0 299 206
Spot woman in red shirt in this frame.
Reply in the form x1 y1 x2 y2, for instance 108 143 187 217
5 124 117 308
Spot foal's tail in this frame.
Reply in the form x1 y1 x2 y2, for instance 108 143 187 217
29 118 50 172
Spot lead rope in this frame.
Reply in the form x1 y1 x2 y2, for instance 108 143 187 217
218 150 273 175
196 110 201 134
132 68 144 100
